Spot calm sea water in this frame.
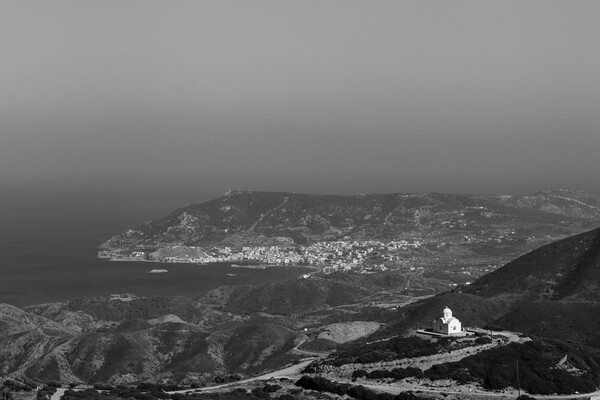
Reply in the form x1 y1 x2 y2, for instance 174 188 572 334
0 194 309 307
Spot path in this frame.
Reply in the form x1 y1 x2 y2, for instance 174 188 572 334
168 357 319 395
290 334 330 357
248 197 289 231
550 194 600 213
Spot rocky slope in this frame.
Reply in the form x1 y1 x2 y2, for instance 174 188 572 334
0 295 302 385
0 271 415 385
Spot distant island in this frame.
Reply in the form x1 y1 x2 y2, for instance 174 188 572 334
99 189 600 283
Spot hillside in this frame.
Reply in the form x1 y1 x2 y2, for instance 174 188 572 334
292 228 600 398
0 295 306 385
5 215 600 390
369 226 600 346
464 226 600 301
0 270 415 385
99 189 600 282
454 226 600 346
207 272 408 315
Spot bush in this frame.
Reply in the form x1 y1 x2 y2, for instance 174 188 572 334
295 376 349 396
251 388 269 398
346 385 378 400
276 395 296 400
326 335 470 366
394 393 420 400
36 386 57 400
294 376 432 400
352 369 368 379
262 384 281 393
375 393 396 400
93 383 114 391
474 336 492 345
3 379 36 392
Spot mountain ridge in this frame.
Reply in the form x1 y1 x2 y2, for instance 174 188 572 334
99 189 600 286
103 189 600 246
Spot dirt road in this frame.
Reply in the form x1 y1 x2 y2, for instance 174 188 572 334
168 357 319 395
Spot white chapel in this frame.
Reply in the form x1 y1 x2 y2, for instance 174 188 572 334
432 306 462 334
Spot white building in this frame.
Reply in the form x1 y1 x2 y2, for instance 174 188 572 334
432 306 462 334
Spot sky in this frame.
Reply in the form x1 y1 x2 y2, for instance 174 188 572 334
2 1 600 205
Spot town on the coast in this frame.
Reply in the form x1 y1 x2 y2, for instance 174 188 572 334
99 239 427 274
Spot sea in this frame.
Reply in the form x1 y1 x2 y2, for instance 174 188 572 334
0 191 311 307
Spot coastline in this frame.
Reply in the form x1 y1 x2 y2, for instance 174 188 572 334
98 251 322 271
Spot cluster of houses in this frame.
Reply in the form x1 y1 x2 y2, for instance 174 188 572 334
206 245 303 265
106 239 426 271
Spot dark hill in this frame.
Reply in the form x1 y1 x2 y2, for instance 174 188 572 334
464 227 600 302
220 277 366 315
492 300 600 347
458 226 600 345
206 271 416 315
362 226 600 346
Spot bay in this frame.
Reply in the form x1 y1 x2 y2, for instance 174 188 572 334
0 193 310 307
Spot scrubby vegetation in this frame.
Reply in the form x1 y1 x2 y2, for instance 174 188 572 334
352 367 424 381
170 384 287 400
37 382 299 400
2 378 38 392
346 337 600 396
295 375 429 400
310 335 474 367
62 388 120 400
423 338 600 395
35 386 56 400
298 337 338 352
64 296 201 322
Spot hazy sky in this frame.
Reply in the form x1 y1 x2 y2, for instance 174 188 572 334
2 1 600 203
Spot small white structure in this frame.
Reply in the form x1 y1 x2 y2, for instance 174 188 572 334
432 306 462 334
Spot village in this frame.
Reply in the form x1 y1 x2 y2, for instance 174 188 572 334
100 239 427 274
99 237 500 281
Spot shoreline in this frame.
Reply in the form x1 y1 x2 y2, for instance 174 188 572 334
98 253 322 271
